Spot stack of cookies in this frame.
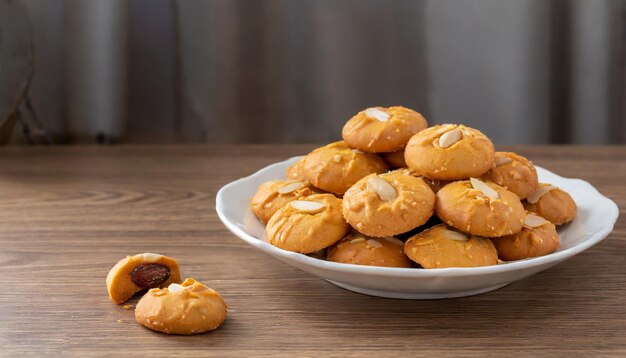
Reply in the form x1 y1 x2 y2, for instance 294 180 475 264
250 106 577 269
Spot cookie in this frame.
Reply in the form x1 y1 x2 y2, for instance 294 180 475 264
342 106 428 153
404 124 495 180
135 278 227 335
491 212 560 261
303 141 388 195
286 156 306 181
106 253 182 304
250 180 317 222
327 232 412 268
342 172 435 237
404 224 498 268
266 193 350 253
381 149 407 169
481 152 538 199
524 183 576 225
435 178 525 237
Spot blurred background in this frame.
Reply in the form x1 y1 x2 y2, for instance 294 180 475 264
1 0 625 145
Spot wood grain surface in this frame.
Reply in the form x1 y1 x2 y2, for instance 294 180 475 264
0 145 624 357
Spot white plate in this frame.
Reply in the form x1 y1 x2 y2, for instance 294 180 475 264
216 157 619 299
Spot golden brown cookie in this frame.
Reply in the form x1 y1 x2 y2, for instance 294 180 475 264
491 212 560 261
250 180 317 223
342 106 428 153
342 172 435 237
404 124 495 180
327 232 412 268
286 156 307 181
381 149 407 169
436 178 525 237
481 152 538 199
135 278 227 335
266 193 350 253
404 224 498 268
524 184 576 225
303 141 388 195
106 253 182 304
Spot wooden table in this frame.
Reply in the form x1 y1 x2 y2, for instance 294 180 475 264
0 145 624 356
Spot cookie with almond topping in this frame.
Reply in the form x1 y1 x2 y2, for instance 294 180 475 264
135 278 227 335
435 178 525 237
481 152 538 199
342 172 435 237
266 193 350 253
342 106 428 153
404 224 498 268
303 141 388 195
327 231 412 268
250 180 318 222
491 212 560 260
404 124 495 180
523 184 576 225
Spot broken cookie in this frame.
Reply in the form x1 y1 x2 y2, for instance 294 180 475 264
106 253 182 304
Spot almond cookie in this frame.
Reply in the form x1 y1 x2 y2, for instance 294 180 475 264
135 278 227 335
342 106 428 153
327 232 412 268
404 124 495 180
286 156 307 181
266 193 350 253
404 224 498 268
524 183 576 225
436 178 525 237
303 141 388 195
250 180 317 223
106 253 182 304
481 152 538 199
343 172 435 237
491 212 560 261
381 149 407 169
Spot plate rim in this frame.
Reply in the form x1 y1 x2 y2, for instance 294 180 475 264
216 156 619 278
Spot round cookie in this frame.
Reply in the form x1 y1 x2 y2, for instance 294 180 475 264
342 106 427 153
491 212 560 261
266 193 350 253
286 156 306 181
327 232 412 268
481 151 538 199
342 172 435 237
404 124 495 180
303 141 388 195
524 183 576 225
250 180 317 223
404 224 498 268
135 278 227 335
435 178 525 237
381 149 407 169
106 253 182 304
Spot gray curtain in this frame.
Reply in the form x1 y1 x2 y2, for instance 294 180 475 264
13 0 626 144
